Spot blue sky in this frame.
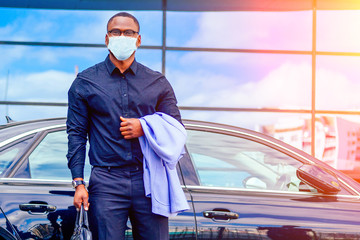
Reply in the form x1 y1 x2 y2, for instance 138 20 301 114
1 8 360 129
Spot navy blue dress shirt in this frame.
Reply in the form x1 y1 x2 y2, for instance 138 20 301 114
66 55 181 179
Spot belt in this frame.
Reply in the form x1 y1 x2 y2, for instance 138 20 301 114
93 165 141 171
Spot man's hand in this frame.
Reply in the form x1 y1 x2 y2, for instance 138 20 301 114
74 184 89 211
119 116 144 139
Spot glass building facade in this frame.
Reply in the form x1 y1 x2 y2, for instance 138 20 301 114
1 6 360 173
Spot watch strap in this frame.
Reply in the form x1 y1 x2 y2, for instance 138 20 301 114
72 180 86 188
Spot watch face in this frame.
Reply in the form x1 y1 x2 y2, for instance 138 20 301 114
72 180 85 188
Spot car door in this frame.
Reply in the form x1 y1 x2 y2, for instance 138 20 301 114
0 128 83 240
0 126 196 240
183 127 360 240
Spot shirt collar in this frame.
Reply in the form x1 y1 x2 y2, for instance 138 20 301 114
105 55 138 75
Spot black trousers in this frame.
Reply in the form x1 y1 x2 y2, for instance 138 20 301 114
88 166 169 240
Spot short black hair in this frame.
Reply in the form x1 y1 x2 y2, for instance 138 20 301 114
107 12 140 32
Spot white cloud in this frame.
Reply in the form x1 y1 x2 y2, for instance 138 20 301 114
317 10 360 52
4 70 75 102
171 52 360 115
184 11 312 50
0 10 113 43
0 69 73 124
179 51 244 67
68 11 115 44
0 14 50 42
254 62 311 108
0 44 106 76
0 24 14 40
317 67 360 110
0 46 27 70
170 61 311 109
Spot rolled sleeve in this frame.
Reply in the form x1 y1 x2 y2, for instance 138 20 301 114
66 79 89 179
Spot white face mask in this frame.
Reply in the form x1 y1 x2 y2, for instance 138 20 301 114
107 35 138 61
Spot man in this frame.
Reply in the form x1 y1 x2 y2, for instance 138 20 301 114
66 12 181 240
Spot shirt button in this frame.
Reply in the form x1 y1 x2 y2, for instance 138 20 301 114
123 94 127 97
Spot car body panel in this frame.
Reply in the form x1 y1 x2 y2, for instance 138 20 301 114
188 186 360 239
0 179 196 240
0 180 76 240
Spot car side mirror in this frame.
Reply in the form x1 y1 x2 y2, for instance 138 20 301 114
296 164 341 194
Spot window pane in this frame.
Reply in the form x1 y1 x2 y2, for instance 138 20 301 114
136 49 162 72
0 8 162 46
167 11 312 50
186 129 308 192
28 130 91 180
0 45 107 105
314 114 360 171
317 10 360 52
0 45 162 124
0 45 107 74
168 51 312 109
316 55 360 110
0 138 32 176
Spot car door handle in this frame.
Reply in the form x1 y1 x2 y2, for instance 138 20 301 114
203 210 239 221
19 202 57 215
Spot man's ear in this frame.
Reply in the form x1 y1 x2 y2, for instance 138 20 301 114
136 35 141 48
105 34 109 46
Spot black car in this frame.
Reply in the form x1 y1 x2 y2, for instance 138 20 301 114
1 118 360 240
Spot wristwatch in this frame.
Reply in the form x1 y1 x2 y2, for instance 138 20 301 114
72 180 86 189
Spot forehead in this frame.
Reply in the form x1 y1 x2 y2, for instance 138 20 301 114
108 16 138 31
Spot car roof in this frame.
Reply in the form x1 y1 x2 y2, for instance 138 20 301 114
0 118 67 143
0 117 316 160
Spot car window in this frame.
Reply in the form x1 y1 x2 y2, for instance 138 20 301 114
186 130 317 193
0 137 33 176
27 130 91 181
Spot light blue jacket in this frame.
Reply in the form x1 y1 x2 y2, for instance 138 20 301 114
139 112 190 217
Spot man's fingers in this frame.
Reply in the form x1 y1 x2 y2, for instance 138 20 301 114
120 125 129 130
74 200 82 210
120 125 133 131
120 122 129 127
120 121 128 127
83 199 89 211
73 186 89 210
121 131 129 136
120 116 129 122
119 117 142 139
121 132 134 139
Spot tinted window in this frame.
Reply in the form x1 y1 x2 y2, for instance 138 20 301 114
0 137 33 176
186 129 317 192
27 130 91 180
